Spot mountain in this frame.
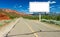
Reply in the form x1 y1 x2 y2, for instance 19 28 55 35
0 9 29 20
0 13 10 20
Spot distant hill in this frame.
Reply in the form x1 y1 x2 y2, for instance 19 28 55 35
0 9 30 20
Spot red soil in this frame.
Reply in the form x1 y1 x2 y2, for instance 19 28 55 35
0 13 10 20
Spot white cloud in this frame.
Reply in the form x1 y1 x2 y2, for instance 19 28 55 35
19 5 22 8
14 4 22 8
48 1 50 3
50 6 55 8
51 1 56 4
48 1 56 4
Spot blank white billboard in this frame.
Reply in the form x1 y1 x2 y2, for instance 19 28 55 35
29 2 50 12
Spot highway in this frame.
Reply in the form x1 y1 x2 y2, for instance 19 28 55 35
7 18 60 37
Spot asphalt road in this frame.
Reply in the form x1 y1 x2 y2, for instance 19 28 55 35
7 18 60 37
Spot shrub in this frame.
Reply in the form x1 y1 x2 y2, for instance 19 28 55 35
0 23 4 26
4 20 12 23
23 15 39 20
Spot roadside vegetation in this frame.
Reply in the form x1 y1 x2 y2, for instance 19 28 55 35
0 19 16 26
41 14 60 21
23 13 60 26
41 14 60 25
0 20 12 26
23 15 39 20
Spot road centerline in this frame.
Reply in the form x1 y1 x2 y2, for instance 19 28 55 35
22 19 38 37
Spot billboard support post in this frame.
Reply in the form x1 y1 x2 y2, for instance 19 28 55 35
39 13 41 21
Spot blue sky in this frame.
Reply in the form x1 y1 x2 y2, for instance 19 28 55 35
0 0 60 14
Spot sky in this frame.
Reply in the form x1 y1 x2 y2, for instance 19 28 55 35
0 0 60 14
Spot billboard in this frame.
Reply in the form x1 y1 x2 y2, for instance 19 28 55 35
29 2 50 13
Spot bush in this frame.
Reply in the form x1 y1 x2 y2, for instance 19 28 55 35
4 20 12 23
41 19 60 25
23 15 39 20
41 14 60 21
0 23 4 26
